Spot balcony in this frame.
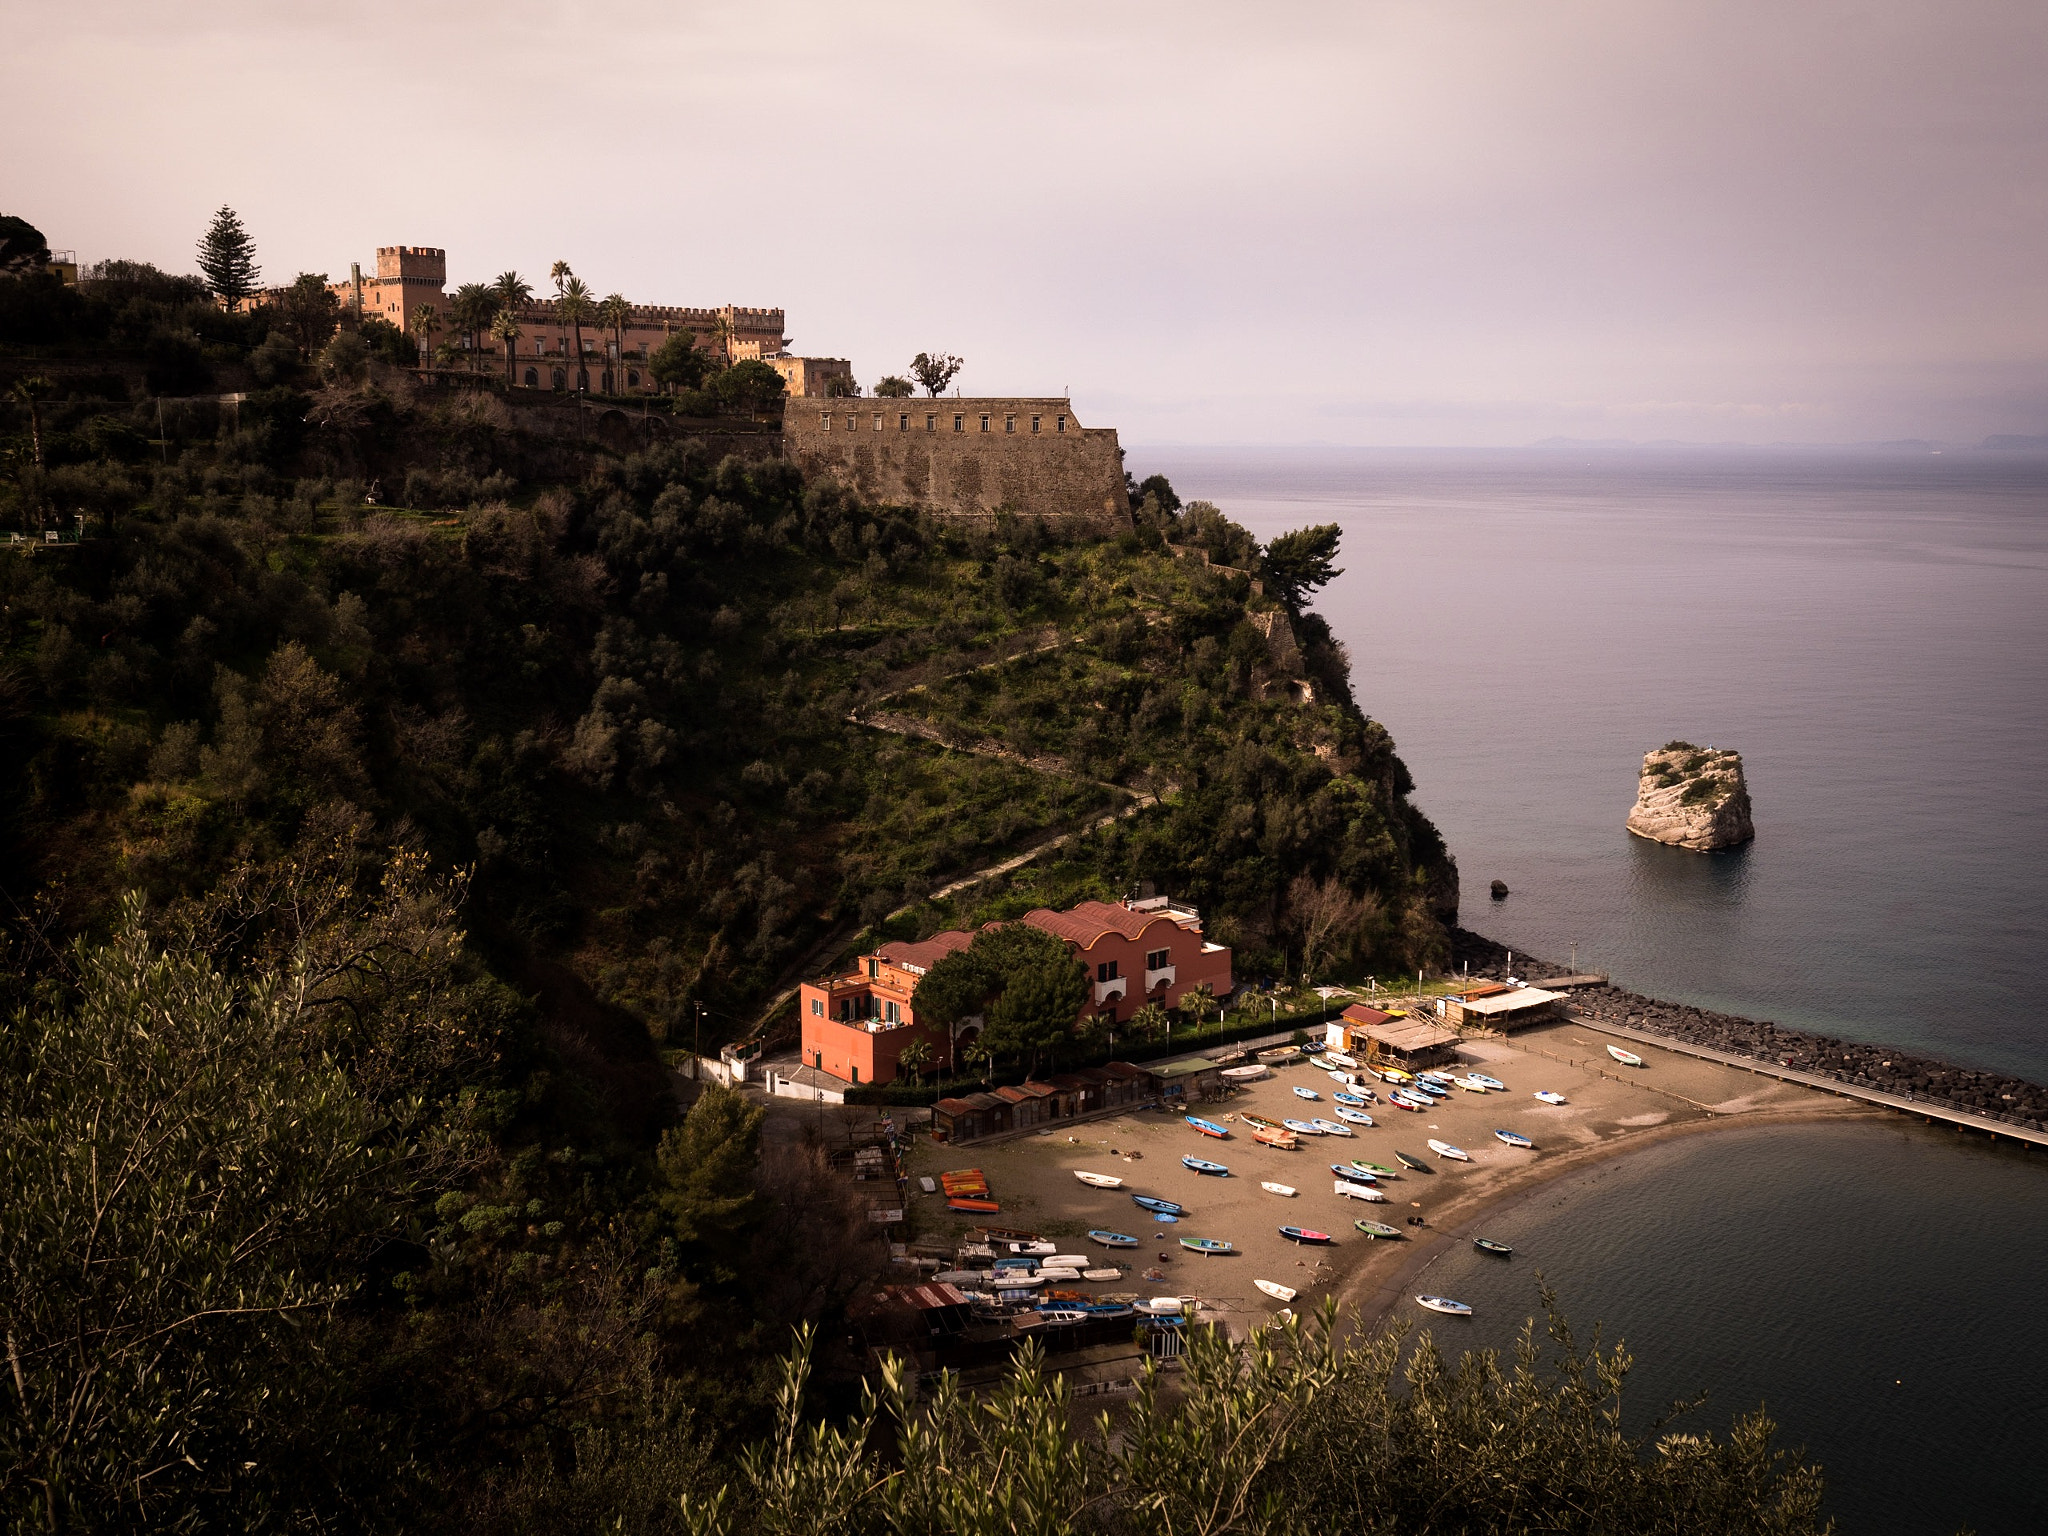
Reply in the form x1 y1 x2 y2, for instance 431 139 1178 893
1146 964 1177 993
1094 977 1128 1005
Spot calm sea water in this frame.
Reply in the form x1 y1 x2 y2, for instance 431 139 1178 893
1404 1120 2048 1536
1130 446 2048 1533
1136 447 2048 1082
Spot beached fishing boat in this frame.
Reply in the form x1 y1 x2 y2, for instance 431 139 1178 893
1046 1255 1091 1269
1291 1086 1321 1101
975 1227 1043 1244
993 1257 1040 1272
1467 1072 1507 1091
1220 1063 1270 1082
1309 1117 1353 1137
1251 1124 1300 1149
1133 1297 1185 1316
1455 1078 1491 1094
1418 1070 1457 1086
1355 1219 1404 1239
1132 1195 1187 1215
1474 1237 1513 1257
1179 1236 1233 1256
1257 1046 1303 1063
1260 1180 1298 1197
1282 1118 1324 1136
1082 1268 1125 1281
1493 1129 1535 1149
1073 1170 1124 1188
992 1274 1043 1289
1408 1079 1447 1100
1334 1178 1388 1201
1333 1090 1371 1107
1416 1295 1473 1316
1608 1045 1645 1067
1533 1090 1569 1105
1427 1139 1471 1162
1325 1049 1359 1069
1394 1150 1432 1172
1351 1159 1399 1179
1186 1115 1232 1138
1239 1112 1282 1131
1088 1229 1139 1247
1038 1267 1081 1282
1327 1069 1360 1086
1036 1307 1089 1324
1334 1107 1375 1127
1374 1066 1415 1085
1181 1155 1230 1176
1278 1226 1333 1244
1307 1054 1339 1071
1255 1279 1299 1302
1388 1091 1429 1112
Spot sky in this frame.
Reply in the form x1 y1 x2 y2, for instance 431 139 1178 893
8 0 2047 446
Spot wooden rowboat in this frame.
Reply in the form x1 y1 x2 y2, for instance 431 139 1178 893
1278 1226 1333 1244
1074 1170 1124 1188
1493 1129 1535 1149
1181 1155 1230 1176
1251 1125 1300 1149
1427 1139 1471 1162
1179 1236 1233 1256
1088 1230 1139 1247
1354 1219 1404 1239
1607 1045 1645 1067
1259 1180 1298 1197
1255 1279 1298 1302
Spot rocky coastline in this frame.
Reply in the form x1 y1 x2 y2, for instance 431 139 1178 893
1450 928 2048 1132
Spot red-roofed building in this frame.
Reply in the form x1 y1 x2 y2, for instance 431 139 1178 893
797 897 1233 1085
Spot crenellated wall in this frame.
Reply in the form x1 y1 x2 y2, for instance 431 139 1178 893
783 398 1128 524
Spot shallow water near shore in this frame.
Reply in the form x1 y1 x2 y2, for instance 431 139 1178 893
1132 446 2048 1083
1397 1118 2048 1535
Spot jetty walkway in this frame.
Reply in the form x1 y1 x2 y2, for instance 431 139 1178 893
1563 1012 2048 1151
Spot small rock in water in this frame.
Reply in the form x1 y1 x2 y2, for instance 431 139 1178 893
1489 879 1510 899
1625 740 1755 851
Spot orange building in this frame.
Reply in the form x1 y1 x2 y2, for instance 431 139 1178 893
797 897 1234 1086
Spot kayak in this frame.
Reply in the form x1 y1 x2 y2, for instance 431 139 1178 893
1493 1129 1535 1149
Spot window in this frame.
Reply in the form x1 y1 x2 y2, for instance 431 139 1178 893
627 370 640 386
1147 948 1170 971
954 414 964 432
979 414 990 433
601 370 613 392
898 413 909 431
1097 960 1120 982
847 414 857 431
523 368 537 387
1031 415 1041 433
1056 414 1067 433
873 413 883 431
821 412 831 431
850 1065 859 1084
885 1000 902 1024
550 368 566 390
926 414 936 431
1005 415 1015 433
810 998 823 1017
866 957 879 979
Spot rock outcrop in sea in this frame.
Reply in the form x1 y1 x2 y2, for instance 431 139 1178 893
1625 741 1754 851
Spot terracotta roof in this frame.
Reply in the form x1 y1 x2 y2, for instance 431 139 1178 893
878 929 974 974
888 1282 971 1311
1022 899 1186 948
1342 1003 1397 1028
1103 1061 1151 1079
934 1097 981 1116
992 1085 1032 1103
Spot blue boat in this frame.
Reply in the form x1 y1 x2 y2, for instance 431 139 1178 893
1493 1129 1535 1149
1408 1080 1447 1100
1310 1118 1354 1137
1181 1155 1230 1176
1282 1118 1323 1135
1468 1073 1507 1091
1291 1086 1321 1101
1186 1115 1231 1139
1088 1229 1139 1247
1278 1225 1333 1244
1334 1107 1375 1126
1333 1091 1370 1107
1329 1163 1375 1182
1179 1236 1233 1256
1132 1195 1187 1216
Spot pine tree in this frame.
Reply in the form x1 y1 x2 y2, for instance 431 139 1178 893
196 205 260 307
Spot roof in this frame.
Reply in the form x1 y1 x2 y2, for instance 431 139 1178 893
1102 1061 1151 1080
1152 1056 1220 1079
934 1092 1006 1116
992 1085 1032 1103
1456 987 1564 1017
1341 1003 1397 1028
1021 898 1196 948
888 1282 971 1312
1453 982 1513 1000
877 929 974 975
1358 1018 1462 1053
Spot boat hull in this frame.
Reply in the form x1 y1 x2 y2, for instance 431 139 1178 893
1259 1181 1298 1197
1088 1230 1139 1247
1279 1226 1333 1244
1255 1279 1298 1302
1074 1171 1124 1188
1416 1295 1473 1316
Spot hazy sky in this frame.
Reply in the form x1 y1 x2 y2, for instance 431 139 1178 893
9 1 2046 445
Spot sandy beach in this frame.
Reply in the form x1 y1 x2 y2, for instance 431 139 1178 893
896 1016 1876 1336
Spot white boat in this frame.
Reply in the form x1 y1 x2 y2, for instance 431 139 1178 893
1220 1063 1269 1082
992 1275 1042 1289
1036 1308 1089 1324
1608 1045 1645 1067
1081 1267 1124 1281
933 1270 992 1284
1046 1255 1092 1269
1334 1107 1375 1126
1037 1267 1081 1281
1493 1129 1535 1149
1282 1118 1324 1136
1427 1139 1471 1162
1307 1054 1339 1071
1003 1240 1057 1256
1310 1118 1354 1137
1073 1170 1124 1189
1292 1086 1321 1101
1334 1179 1388 1202
1255 1279 1298 1302
1325 1049 1358 1069
1534 1090 1568 1105
1455 1078 1491 1094
1466 1072 1506 1090
1134 1297 1185 1316
1257 1046 1303 1063
1260 1180 1298 1197
1416 1295 1473 1316
919 1176 936 1194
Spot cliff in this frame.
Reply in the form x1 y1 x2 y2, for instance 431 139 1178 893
1626 742 1755 851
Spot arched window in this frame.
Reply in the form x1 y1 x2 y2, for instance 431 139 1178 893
523 368 538 387
551 368 566 390
627 370 639 387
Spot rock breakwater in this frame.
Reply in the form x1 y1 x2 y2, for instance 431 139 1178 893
1626 741 1754 851
1450 929 2048 1131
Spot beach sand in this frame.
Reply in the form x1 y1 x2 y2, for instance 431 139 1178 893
898 1017 1873 1336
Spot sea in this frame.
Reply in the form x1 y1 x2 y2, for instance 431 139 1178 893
1133 445 2048 1534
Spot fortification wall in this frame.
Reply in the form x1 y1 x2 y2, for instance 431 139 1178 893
783 398 1128 525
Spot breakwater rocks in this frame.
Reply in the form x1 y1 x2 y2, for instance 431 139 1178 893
1626 741 1754 851
1449 929 2048 1132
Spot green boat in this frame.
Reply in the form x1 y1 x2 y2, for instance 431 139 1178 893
1178 1236 1233 1256
1350 1159 1400 1180
1354 1219 1404 1240
1474 1237 1513 1257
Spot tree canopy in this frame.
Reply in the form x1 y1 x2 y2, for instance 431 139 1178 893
910 351 962 397
196 204 260 306
873 376 913 398
649 330 713 391
1 213 52 276
1261 522 1344 613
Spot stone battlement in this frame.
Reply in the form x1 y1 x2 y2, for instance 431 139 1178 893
376 246 446 281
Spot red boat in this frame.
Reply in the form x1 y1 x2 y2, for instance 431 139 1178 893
947 1197 1001 1213
1278 1226 1333 1244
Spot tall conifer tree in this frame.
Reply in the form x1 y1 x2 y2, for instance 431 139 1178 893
196 205 260 307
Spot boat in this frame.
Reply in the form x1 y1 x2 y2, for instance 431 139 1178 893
1333 1107 1375 1127
1327 1069 1360 1086
1220 1063 1269 1082
918 1176 936 1194
1307 1054 1339 1071
1493 1129 1535 1149
1038 1267 1081 1282
1309 1118 1354 1137
1282 1118 1324 1136
1329 1162 1373 1182
1239 1112 1282 1130
1088 1230 1139 1247
1255 1279 1298 1302
934 1269 993 1285
1045 1255 1092 1269
1278 1226 1333 1244
1186 1115 1232 1138
975 1227 1043 1244
1133 1297 1185 1316
1257 1046 1303 1064
1181 1155 1230 1176
992 1274 1043 1289
1607 1045 1645 1067
1082 1267 1125 1281
1334 1179 1387 1201
1416 1295 1473 1316
1394 1150 1433 1172
1388 1091 1429 1112
1325 1049 1359 1069
1179 1237 1233 1256
1036 1307 1089 1324
1132 1195 1187 1215
1354 1219 1404 1239
1251 1124 1300 1149
1455 1078 1492 1094
1332 1090 1371 1107
993 1256 1040 1272
1474 1237 1513 1257
1533 1090 1569 1105
1291 1086 1321 1101
1260 1181 1298 1197
947 1198 1002 1213
1427 1139 1471 1162
1408 1080 1447 1100
1374 1066 1415 1085
1467 1072 1506 1091
1350 1159 1400 1179
1074 1170 1124 1189
1213 1048 1248 1066
1417 1071 1457 1088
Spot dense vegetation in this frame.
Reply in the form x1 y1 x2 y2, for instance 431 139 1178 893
0 218 1829 1531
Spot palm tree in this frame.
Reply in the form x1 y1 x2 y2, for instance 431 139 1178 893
408 303 439 370
448 283 497 371
557 276 595 392
493 270 533 312
490 309 523 388
706 309 736 368
600 293 630 393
